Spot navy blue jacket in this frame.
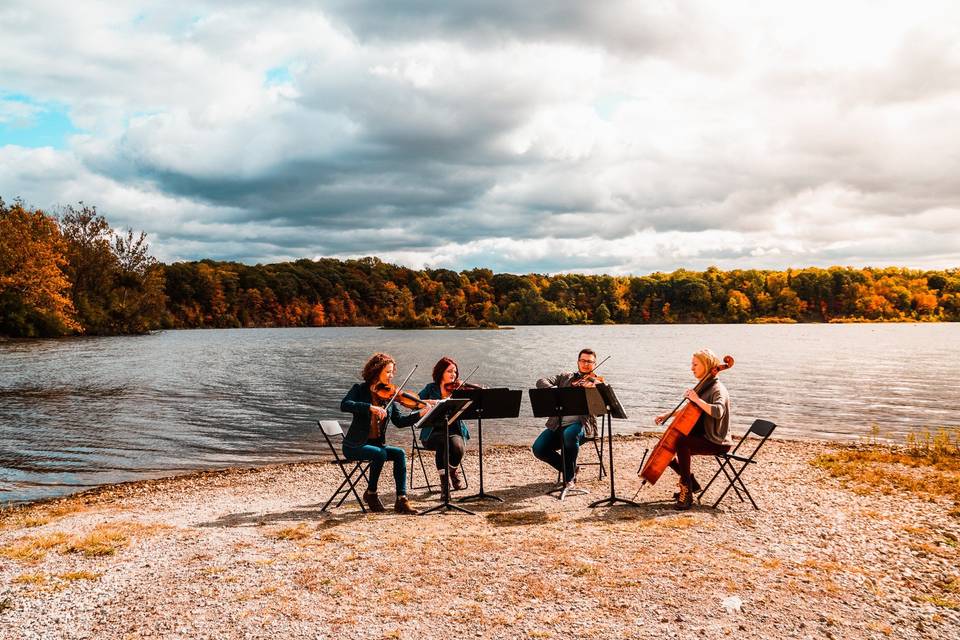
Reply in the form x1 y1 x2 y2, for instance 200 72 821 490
417 382 471 442
340 383 421 447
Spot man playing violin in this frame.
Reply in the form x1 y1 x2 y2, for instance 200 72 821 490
340 352 436 515
531 348 601 491
655 348 733 510
418 356 471 500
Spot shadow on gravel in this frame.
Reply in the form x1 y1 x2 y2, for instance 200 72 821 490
196 508 365 528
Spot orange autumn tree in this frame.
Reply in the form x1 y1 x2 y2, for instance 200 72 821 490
0 198 81 336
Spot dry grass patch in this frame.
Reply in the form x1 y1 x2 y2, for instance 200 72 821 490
59 571 102 581
12 573 47 585
0 500 91 531
267 523 311 541
813 427 960 510
0 532 69 562
2 521 168 562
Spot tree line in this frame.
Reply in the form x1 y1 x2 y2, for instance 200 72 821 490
2 198 959 337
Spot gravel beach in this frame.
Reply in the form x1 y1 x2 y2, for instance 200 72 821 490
1 436 958 640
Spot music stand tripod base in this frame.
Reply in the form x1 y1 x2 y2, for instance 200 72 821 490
417 398 477 516
589 391 642 508
455 387 522 505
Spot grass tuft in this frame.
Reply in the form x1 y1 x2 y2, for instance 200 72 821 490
59 571 102 581
268 524 311 541
0 532 70 563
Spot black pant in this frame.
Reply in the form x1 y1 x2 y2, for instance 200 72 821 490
423 432 465 470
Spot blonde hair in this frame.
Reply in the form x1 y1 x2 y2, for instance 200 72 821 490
693 348 721 378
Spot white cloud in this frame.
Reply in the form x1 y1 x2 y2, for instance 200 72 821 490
1 0 959 272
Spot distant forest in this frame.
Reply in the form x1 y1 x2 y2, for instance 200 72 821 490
2 198 959 337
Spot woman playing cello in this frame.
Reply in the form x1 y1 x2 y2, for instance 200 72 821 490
340 352 434 515
654 348 733 510
418 357 471 499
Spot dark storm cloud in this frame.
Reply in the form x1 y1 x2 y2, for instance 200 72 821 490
321 0 694 56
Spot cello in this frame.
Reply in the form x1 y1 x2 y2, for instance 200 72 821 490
639 355 734 486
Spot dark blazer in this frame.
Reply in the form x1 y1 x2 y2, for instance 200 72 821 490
340 383 421 447
417 382 470 442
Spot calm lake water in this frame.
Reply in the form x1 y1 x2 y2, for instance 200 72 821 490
1 324 958 503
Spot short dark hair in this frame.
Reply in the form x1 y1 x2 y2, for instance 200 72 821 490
578 348 596 360
432 357 458 385
362 352 395 385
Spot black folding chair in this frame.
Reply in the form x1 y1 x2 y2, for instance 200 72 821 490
317 420 370 513
698 419 777 509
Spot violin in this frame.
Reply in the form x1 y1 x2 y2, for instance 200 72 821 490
368 366 426 442
441 364 483 395
639 355 734 486
374 383 428 410
443 379 484 395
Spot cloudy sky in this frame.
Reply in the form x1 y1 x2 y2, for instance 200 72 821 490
1 1 959 274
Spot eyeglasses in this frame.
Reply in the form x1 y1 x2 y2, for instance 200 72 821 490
578 358 596 364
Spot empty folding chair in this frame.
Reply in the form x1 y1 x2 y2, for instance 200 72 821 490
317 420 370 513
698 419 777 509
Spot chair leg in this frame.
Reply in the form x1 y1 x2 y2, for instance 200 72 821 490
711 462 759 510
336 464 366 508
324 463 367 513
409 436 435 492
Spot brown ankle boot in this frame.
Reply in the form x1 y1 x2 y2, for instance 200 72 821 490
674 481 693 511
449 465 465 490
363 489 385 513
394 495 419 515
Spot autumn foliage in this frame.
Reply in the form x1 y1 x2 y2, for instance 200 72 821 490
161 259 960 329
1 197 959 337
0 199 166 337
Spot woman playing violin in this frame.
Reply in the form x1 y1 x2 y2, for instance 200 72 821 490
418 357 472 499
655 348 733 510
340 352 434 515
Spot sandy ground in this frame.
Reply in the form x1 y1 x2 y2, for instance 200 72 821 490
1 436 958 640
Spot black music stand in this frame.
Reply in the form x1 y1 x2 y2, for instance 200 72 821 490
417 398 475 516
589 384 640 508
528 386 607 500
455 387 522 504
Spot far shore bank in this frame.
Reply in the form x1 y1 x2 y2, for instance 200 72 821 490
1 436 957 639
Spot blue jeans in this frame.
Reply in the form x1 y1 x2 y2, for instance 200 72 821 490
532 422 585 482
343 443 407 496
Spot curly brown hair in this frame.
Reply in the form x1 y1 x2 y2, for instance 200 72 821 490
362 352 396 385
432 357 458 385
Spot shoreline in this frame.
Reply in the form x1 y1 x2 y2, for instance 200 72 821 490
1 436 958 639
0 435 872 512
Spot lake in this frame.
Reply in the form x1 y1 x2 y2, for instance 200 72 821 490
1 324 958 503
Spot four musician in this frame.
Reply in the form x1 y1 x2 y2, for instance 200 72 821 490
338 347 735 513
339 352 434 515
656 348 733 510
418 357 470 499
530 348 601 491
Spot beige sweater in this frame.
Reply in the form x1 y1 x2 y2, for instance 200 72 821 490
697 378 733 446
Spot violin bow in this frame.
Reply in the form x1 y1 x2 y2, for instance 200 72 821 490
451 364 480 392
574 355 610 382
